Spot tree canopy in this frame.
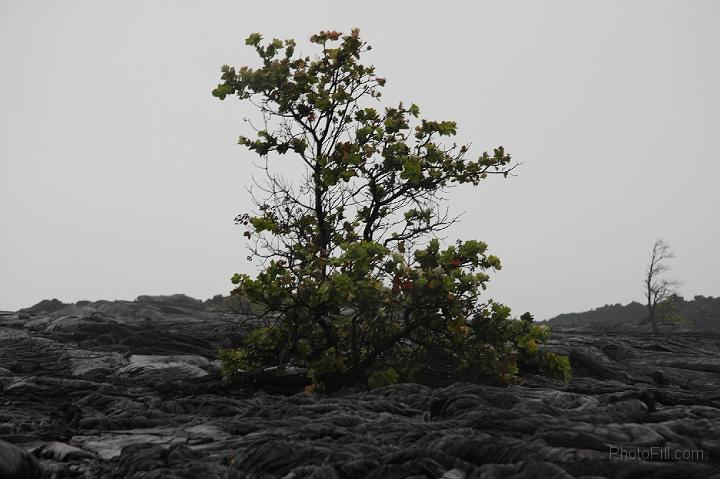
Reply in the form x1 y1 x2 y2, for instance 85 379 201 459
213 29 570 391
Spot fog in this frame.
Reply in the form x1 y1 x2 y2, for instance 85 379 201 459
1 1 718 319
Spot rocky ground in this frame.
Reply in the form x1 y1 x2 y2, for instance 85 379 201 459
1 295 719 478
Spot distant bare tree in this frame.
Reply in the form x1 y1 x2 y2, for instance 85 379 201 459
644 239 681 334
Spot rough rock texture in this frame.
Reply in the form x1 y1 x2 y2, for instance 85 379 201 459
1 296 719 478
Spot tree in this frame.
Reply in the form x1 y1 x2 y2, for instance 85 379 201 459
213 29 570 391
644 239 681 333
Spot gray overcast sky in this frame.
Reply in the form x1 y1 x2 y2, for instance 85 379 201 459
1 1 718 319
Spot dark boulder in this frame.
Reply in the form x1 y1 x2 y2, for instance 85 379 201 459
0 440 41 479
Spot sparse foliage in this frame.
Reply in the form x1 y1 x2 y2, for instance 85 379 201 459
644 239 682 333
213 29 569 391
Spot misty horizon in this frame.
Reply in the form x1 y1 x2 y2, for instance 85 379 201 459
1 1 718 320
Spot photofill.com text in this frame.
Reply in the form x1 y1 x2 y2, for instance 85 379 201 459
609 446 704 461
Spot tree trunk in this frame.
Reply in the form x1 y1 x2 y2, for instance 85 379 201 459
648 304 658 334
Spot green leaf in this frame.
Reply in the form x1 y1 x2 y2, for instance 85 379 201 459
400 156 422 182
245 33 262 46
